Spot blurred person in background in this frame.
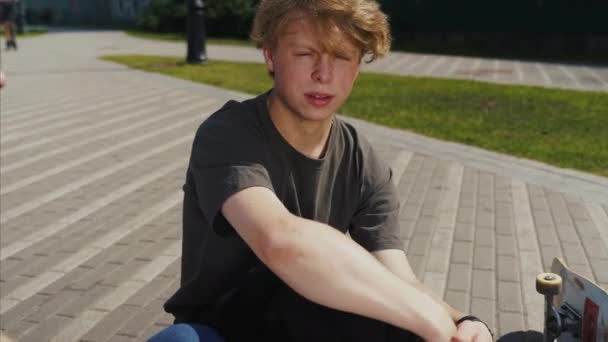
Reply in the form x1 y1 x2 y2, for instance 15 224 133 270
0 0 18 50
0 71 6 88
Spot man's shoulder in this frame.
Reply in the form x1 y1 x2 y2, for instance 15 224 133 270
195 95 264 138
204 97 257 125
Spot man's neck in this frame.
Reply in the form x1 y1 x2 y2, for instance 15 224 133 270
267 92 334 160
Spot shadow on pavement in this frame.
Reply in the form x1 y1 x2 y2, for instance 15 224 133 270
498 330 543 342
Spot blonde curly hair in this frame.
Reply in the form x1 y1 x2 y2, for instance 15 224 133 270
250 0 391 63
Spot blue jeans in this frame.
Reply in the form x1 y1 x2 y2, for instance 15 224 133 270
147 323 225 342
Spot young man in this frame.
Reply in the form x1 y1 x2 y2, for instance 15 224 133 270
151 1 494 341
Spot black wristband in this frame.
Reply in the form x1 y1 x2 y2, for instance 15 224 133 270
455 315 494 340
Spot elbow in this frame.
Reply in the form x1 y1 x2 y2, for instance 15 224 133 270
258 213 301 271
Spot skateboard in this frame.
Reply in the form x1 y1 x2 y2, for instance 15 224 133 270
536 257 608 342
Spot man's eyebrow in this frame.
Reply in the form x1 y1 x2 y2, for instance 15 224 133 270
285 40 317 49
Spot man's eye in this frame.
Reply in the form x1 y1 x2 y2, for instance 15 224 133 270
295 52 312 57
337 55 352 61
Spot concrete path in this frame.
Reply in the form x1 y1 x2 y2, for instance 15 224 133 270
1 31 607 341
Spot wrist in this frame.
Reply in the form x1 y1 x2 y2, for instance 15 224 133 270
456 315 494 340
422 300 459 341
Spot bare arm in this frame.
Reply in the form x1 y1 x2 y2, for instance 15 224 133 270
374 250 494 341
372 249 465 321
222 187 458 342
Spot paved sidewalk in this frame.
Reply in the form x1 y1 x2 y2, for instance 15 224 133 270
1 31 607 341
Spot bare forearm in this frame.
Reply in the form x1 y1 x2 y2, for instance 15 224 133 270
375 251 496 341
374 250 465 322
414 281 464 322
263 216 456 341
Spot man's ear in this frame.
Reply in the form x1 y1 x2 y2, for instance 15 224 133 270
263 47 275 74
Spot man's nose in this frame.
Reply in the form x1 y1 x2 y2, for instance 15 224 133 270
312 55 333 83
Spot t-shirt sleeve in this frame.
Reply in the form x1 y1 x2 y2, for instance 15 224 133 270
349 144 403 252
188 105 274 234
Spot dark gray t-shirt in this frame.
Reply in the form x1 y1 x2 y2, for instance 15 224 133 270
164 91 402 332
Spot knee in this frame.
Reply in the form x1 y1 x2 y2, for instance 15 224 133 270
146 323 224 342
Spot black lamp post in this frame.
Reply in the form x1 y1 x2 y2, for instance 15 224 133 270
186 0 208 64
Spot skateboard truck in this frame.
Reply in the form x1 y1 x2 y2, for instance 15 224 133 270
536 272 583 342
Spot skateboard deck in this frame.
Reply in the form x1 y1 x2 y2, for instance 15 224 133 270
538 258 608 342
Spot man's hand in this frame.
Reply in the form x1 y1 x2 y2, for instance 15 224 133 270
454 320 493 342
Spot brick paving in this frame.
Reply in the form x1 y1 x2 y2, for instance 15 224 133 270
0 31 607 341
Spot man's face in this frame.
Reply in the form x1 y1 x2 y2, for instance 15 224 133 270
263 18 361 123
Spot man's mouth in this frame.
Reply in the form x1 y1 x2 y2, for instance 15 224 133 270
305 92 334 106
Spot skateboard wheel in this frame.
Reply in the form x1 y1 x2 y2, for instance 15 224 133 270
536 273 562 295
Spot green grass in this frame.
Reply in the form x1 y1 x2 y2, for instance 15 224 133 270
102 54 608 177
17 31 47 38
125 30 254 47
